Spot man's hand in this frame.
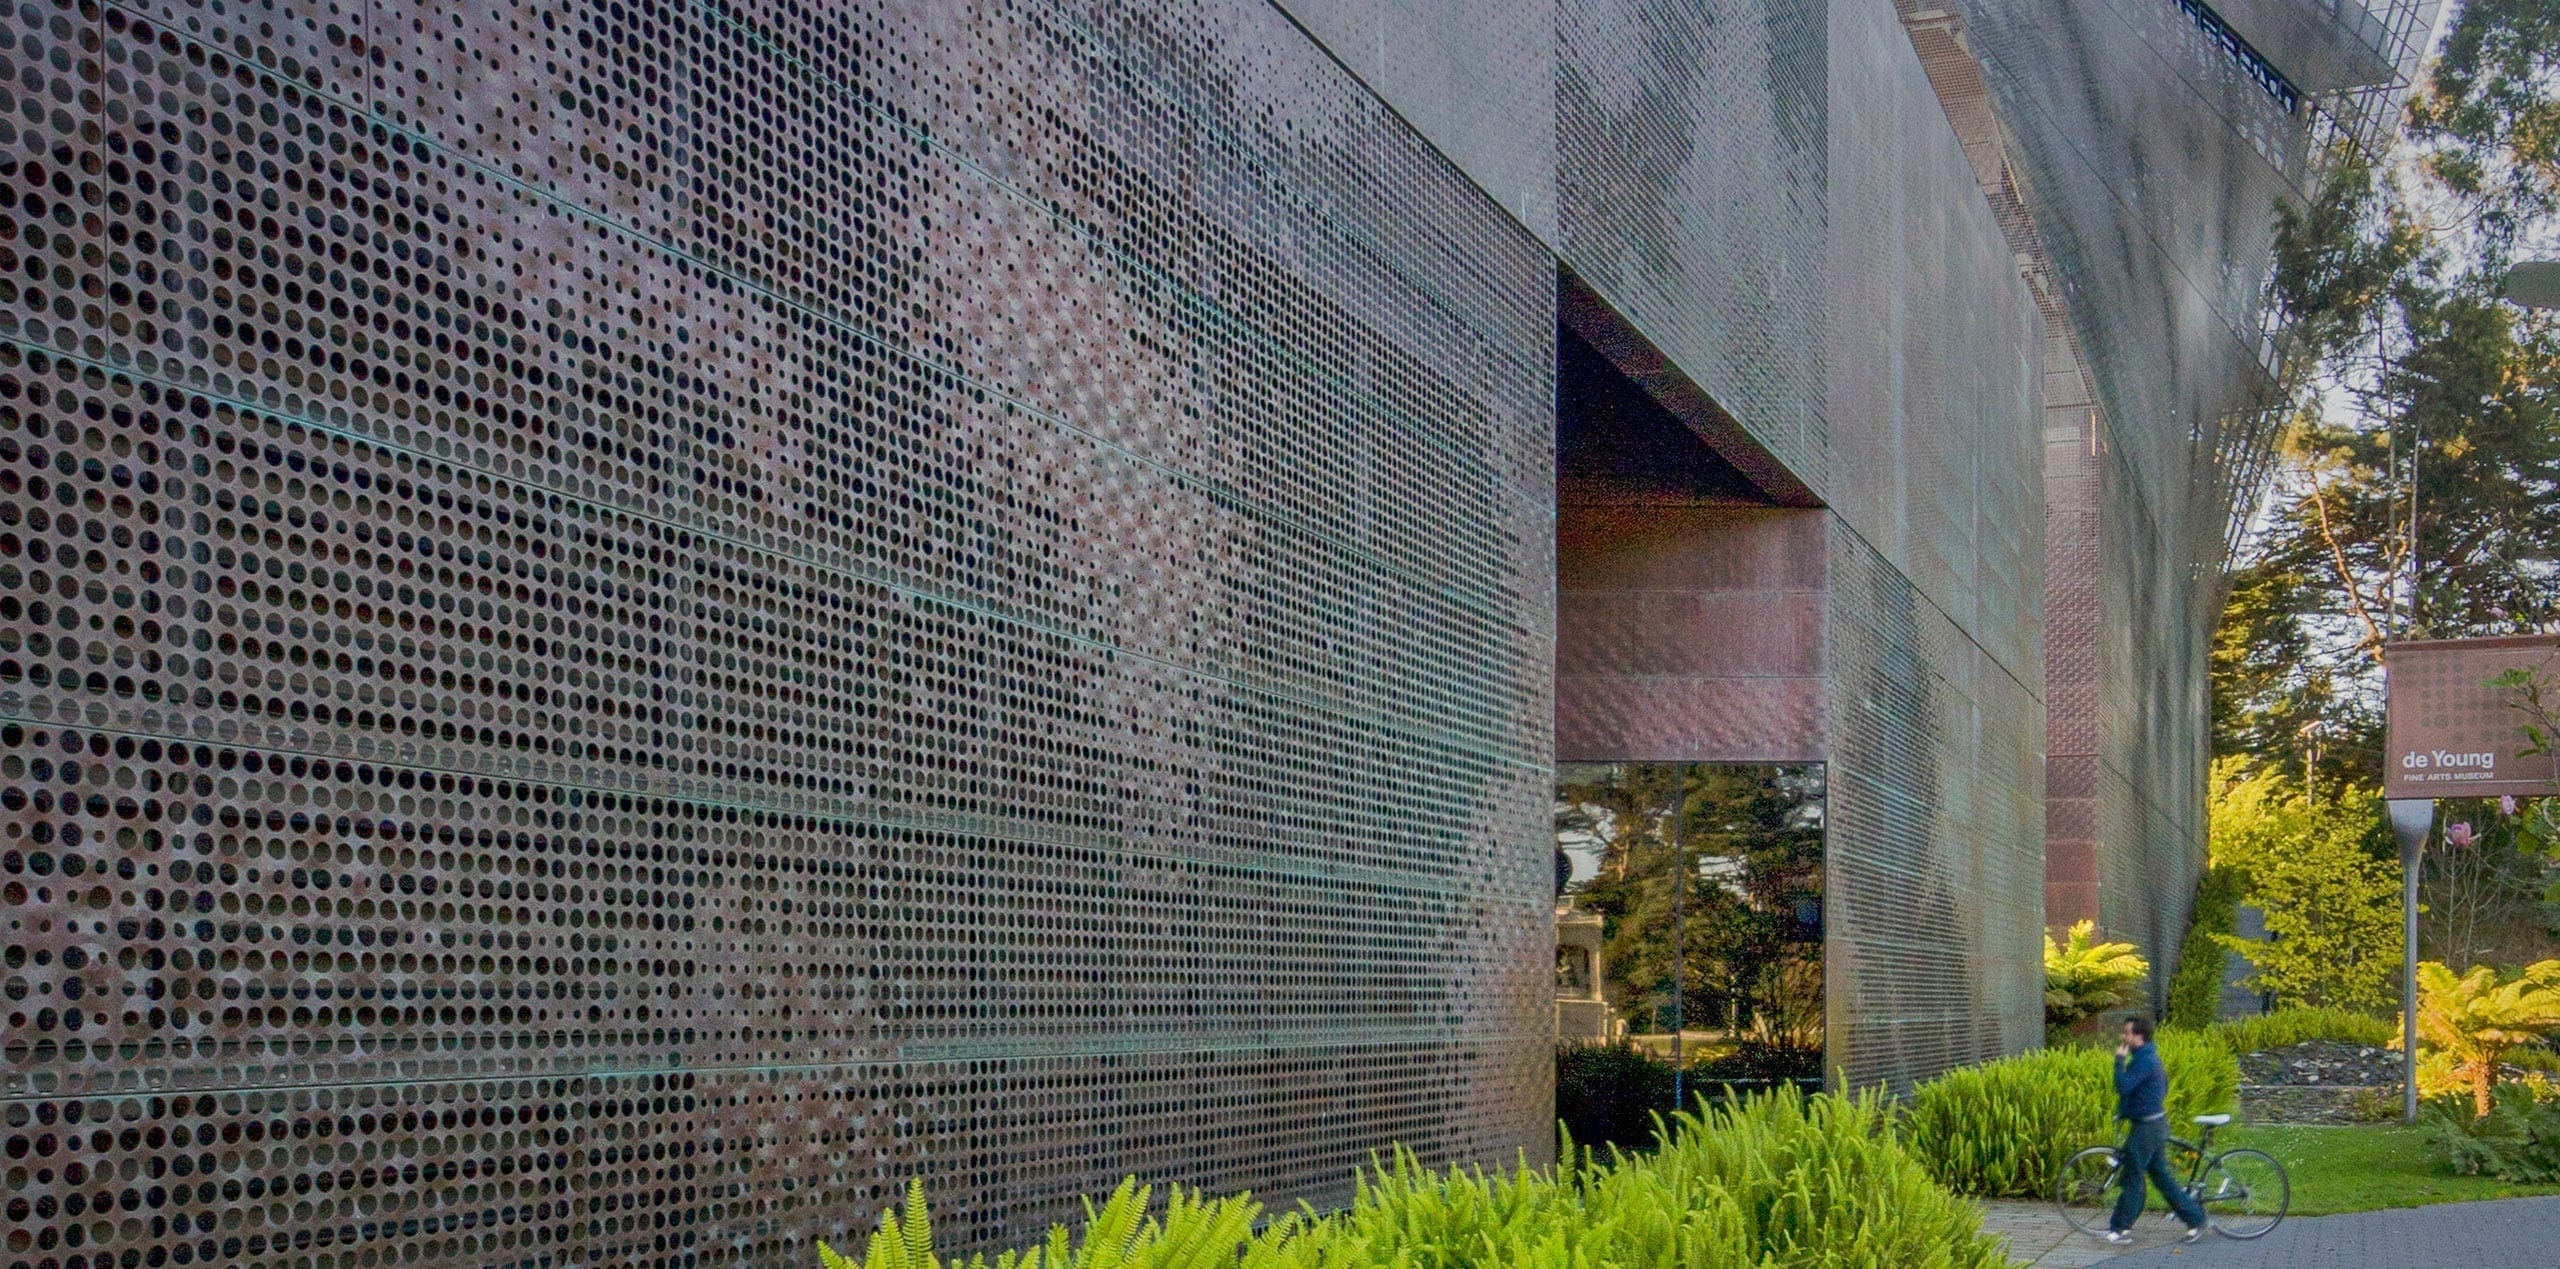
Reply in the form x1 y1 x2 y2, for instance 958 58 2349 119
2114 1042 2130 1059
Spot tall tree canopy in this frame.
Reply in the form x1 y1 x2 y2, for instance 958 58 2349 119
2217 0 2560 789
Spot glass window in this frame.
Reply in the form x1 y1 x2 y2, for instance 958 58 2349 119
1553 762 1825 1151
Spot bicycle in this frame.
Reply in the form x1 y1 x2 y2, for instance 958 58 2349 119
2054 1113 2290 1240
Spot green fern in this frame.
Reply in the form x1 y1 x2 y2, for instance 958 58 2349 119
823 1086 2008 1268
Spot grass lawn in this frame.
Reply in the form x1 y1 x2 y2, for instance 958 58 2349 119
2222 1123 2560 1215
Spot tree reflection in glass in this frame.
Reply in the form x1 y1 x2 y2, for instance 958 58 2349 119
1556 761 1824 1131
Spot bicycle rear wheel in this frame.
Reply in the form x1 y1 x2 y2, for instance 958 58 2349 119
2195 1148 2288 1239
2055 1146 2122 1236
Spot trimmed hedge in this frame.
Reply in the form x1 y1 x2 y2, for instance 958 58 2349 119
1554 1043 1678 1153
2165 866 2243 1029
2208 1005 2396 1054
1904 1030 2240 1198
822 1087 2008 1268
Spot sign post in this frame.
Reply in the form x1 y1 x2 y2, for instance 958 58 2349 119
2382 635 2560 1125
2384 799 2432 1124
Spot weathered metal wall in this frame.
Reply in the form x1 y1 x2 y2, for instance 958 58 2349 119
1952 0 2428 990
1819 0 2050 1085
1297 0 2054 1091
2 0 2300 1260
1557 0 1834 491
1955 0 2276 975
1560 0 2052 1091
0 0 1556 1263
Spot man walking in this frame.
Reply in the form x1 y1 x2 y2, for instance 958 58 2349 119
2105 1016 2207 1244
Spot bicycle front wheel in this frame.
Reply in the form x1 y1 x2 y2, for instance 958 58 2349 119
2055 1145 2122 1236
2195 1148 2289 1239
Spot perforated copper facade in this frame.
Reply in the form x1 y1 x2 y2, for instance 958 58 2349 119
1945 0 2437 988
0 0 1556 1262
3 0 2347 1261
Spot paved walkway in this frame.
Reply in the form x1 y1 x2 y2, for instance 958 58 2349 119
1980 1200 2190 1266
1983 1196 2560 1267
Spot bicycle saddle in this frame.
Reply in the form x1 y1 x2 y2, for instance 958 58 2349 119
2192 1113 2232 1126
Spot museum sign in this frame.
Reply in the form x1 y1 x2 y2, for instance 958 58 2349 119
2383 635 2560 801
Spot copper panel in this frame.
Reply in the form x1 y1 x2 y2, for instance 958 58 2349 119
1554 503 1828 765
2383 636 2560 800
1556 677 1829 764
2047 880 2101 928
1558 592 1826 677
0 0 1556 1261
1558 504 1828 590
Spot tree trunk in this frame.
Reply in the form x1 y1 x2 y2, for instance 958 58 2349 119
2474 1059 2497 1119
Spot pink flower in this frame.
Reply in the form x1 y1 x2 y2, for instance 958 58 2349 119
2446 822 2477 848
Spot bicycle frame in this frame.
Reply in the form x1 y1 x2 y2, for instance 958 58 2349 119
2167 1120 2221 1191
2057 1116 2288 1241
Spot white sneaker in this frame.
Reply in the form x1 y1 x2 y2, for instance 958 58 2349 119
2183 1223 2207 1242
2101 1231 2134 1244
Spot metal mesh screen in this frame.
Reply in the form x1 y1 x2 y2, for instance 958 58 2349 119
1557 0 1832 491
0 0 1557 1261
1550 0 2051 1092
1948 0 2436 986
1952 0 2255 981
1818 0 2048 1088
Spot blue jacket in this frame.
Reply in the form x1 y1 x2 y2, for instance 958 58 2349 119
2115 1041 2167 1121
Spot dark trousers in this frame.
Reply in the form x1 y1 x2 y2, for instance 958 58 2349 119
2111 1116 2206 1232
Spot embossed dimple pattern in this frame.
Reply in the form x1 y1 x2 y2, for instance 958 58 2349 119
0 0 1556 1262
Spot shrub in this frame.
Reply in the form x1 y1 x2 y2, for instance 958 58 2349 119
2424 1084 2560 1183
2416 960 2560 1117
2157 1029 2242 1125
819 1088 2008 1268
1555 1043 1677 1153
2165 866 2243 1028
2044 920 2149 1031
2206 1005 2396 1054
820 1178 1262 1269
2217 788 2402 1012
2509 1043 2560 1075
1902 1050 2113 1197
1902 1033 2238 1198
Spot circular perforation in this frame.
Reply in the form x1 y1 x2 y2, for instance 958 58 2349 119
4 0 1556 1263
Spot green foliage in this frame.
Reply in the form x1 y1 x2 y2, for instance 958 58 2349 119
2211 779 2403 1013
1902 1050 2114 1198
825 1089 2006 1268
2412 0 2560 262
1902 1034 2238 1198
2424 1084 2560 1183
1560 763 1825 1056
1553 1044 1676 1154
2167 866 2246 1028
819 1178 1265 1269
2208 1005 2398 1054
2217 0 2560 788
2158 1029 2243 1126
2509 1042 2560 1075
2416 959 2560 1117
2485 669 2560 932
2043 920 2149 1030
